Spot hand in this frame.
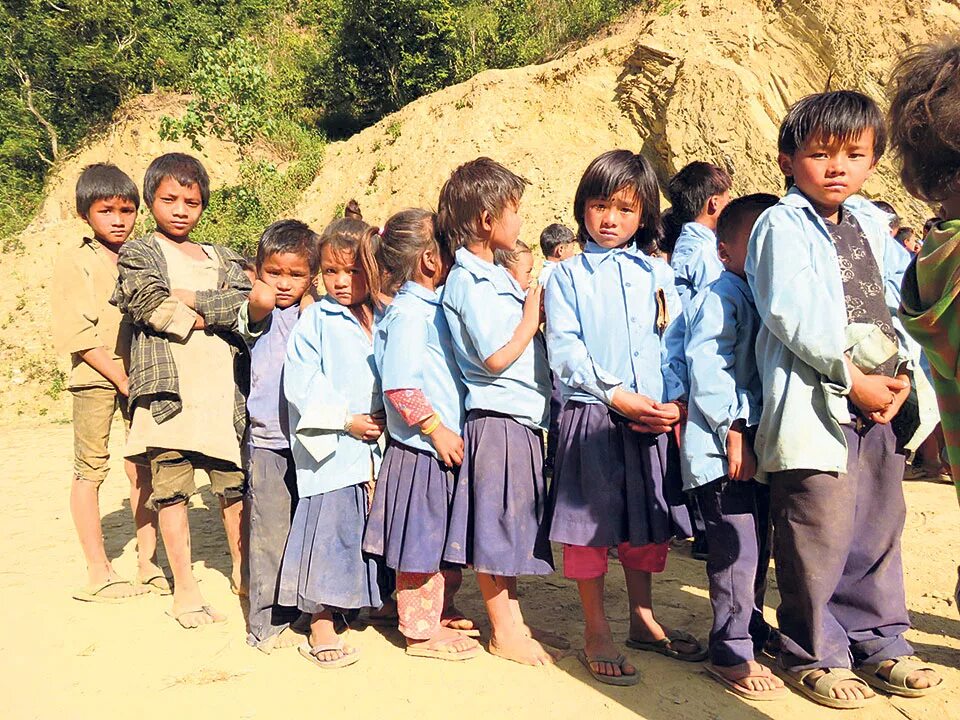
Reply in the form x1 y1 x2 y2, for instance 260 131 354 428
192 314 206 331
522 283 545 329
726 425 757 481
348 412 386 441
427 423 465 467
613 390 676 433
867 374 911 425
248 279 277 323
171 288 197 308
116 375 130 398
848 372 909 416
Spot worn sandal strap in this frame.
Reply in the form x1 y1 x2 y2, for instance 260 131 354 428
307 639 347 656
667 628 698 644
888 658 934 688
812 668 868 696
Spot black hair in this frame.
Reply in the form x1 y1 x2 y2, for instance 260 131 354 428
573 149 661 249
923 216 940 235
143 152 211 208
716 193 780 245
494 239 532 270
539 223 575 258
256 219 321 275
75 163 140 217
344 198 363 219
895 227 916 247
437 157 528 248
377 208 446 296
319 217 382 307
778 90 887 160
666 161 732 223
871 200 900 230
658 207 683 255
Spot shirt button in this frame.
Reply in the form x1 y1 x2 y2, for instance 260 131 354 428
625 282 632 287
630 316 637 323
633 351 639 357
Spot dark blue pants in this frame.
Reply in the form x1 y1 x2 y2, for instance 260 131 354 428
246 446 302 647
694 478 771 666
770 421 912 670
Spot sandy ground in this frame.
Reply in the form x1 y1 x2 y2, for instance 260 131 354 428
1 420 958 720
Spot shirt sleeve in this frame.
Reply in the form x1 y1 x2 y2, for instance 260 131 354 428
686 291 740 445
194 245 253 332
379 312 429 391
881 234 916 371
113 240 197 340
51 251 102 355
746 214 852 391
545 266 623 404
237 300 272 344
385 389 435 426
659 276 688 402
453 279 517 362
283 309 348 463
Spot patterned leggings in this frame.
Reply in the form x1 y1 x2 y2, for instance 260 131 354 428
396 568 464 640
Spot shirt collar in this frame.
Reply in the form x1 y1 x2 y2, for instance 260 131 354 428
455 247 523 298
679 222 716 244
580 240 649 272
397 281 440 305
721 270 753 301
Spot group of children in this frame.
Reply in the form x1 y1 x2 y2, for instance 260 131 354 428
54 37 960 710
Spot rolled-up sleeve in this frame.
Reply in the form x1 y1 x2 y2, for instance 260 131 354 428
52 253 101 355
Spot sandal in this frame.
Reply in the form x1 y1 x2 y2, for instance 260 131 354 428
577 649 639 686
299 638 360 669
167 605 226 629
441 613 481 638
776 666 874 709
406 636 481 661
854 657 943 698
136 573 172 596
73 578 151 604
705 663 788 701
626 628 707 662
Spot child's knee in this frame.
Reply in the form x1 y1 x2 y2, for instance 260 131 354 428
563 544 608 580
148 450 197 508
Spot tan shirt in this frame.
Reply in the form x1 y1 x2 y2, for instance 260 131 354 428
51 237 131 390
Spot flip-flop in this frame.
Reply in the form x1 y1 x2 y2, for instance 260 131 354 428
299 638 360 669
854 657 943 698
136 573 172 596
626 628 707 662
441 615 481 638
166 605 226 629
705 663 789 701
72 578 151 603
405 637 481 661
576 649 640 686
775 666 874 709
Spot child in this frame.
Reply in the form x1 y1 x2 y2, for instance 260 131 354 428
891 37 960 603
545 149 702 686
668 161 732 308
277 217 386 669
537 223 577 287
362 208 481 661
439 157 556 666
681 193 786 700
113 153 251 627
52 163 164 602
494 239 535 290
746 90 942 707
238 220 319 652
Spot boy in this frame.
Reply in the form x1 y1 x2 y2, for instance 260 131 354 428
681 194 785 700
746 90 941 707
239 220 319 652
494 240 535 290
53 163 165 602
537 223 577 287
113 153 252 628
668 161 732 308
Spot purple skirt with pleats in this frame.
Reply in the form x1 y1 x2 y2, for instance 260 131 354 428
362 441 469 573
456 410 554 576
547 401 692 547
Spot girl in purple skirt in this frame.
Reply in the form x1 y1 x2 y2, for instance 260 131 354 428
363 208 481 661
544 150 706 686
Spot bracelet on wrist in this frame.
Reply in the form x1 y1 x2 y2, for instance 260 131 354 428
421 414 442 436
343 412 354 433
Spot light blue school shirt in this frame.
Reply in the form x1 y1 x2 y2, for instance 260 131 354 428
283 296 384 497
681 271 762 490
441 247 551 430
745 187 916 474
538 259 557 287
670 221 724 309
544 240 686 406
375 281 466 457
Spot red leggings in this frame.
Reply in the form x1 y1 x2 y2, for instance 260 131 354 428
563 541 669 580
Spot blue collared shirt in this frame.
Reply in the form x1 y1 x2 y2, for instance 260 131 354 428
283 296 383 497
670 222 724 309
545 241 686 406
746 187 916 473
441 247 551 430
538 259 557 288
681 272 762 490
375 281 466 457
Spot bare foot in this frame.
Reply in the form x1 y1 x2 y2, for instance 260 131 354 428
308 627 355 663
136 563 171 594
713 661 783 693
169 603 226 629
441 605 477 632
489 629 554 666
259 626 308 654
630 621 699 656
875 659 941 690
407 626 480 655
583 631 636 680
805 669 875 701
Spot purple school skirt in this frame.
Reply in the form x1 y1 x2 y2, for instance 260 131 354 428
548 401 692 547
277 483 382 614
457 410 554 576
362 441 469 573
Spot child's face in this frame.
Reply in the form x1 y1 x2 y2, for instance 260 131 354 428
554 241 578 260
321 245 368 306
150 176 204 239
778 130 878 215
508 252 535 291
483 201 522 252
717 216 756 279
82 196 138 245
583 187 641 248
260 251 314 309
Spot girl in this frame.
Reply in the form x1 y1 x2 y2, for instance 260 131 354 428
362 208 481 661
278 217 387 669
544 150 705 685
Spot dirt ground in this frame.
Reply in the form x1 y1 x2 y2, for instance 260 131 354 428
1 420 957 720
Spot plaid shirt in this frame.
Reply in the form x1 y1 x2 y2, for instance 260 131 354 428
111 234 252 438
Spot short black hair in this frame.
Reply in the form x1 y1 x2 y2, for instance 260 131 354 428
539 223 575 258
666 161 732 223
659 207 684 254
437 157 528 248
778 90 887 160
143 153 211 208
573 149 662 249
256 219 321 274
716 193 780 245
75 163 140 217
